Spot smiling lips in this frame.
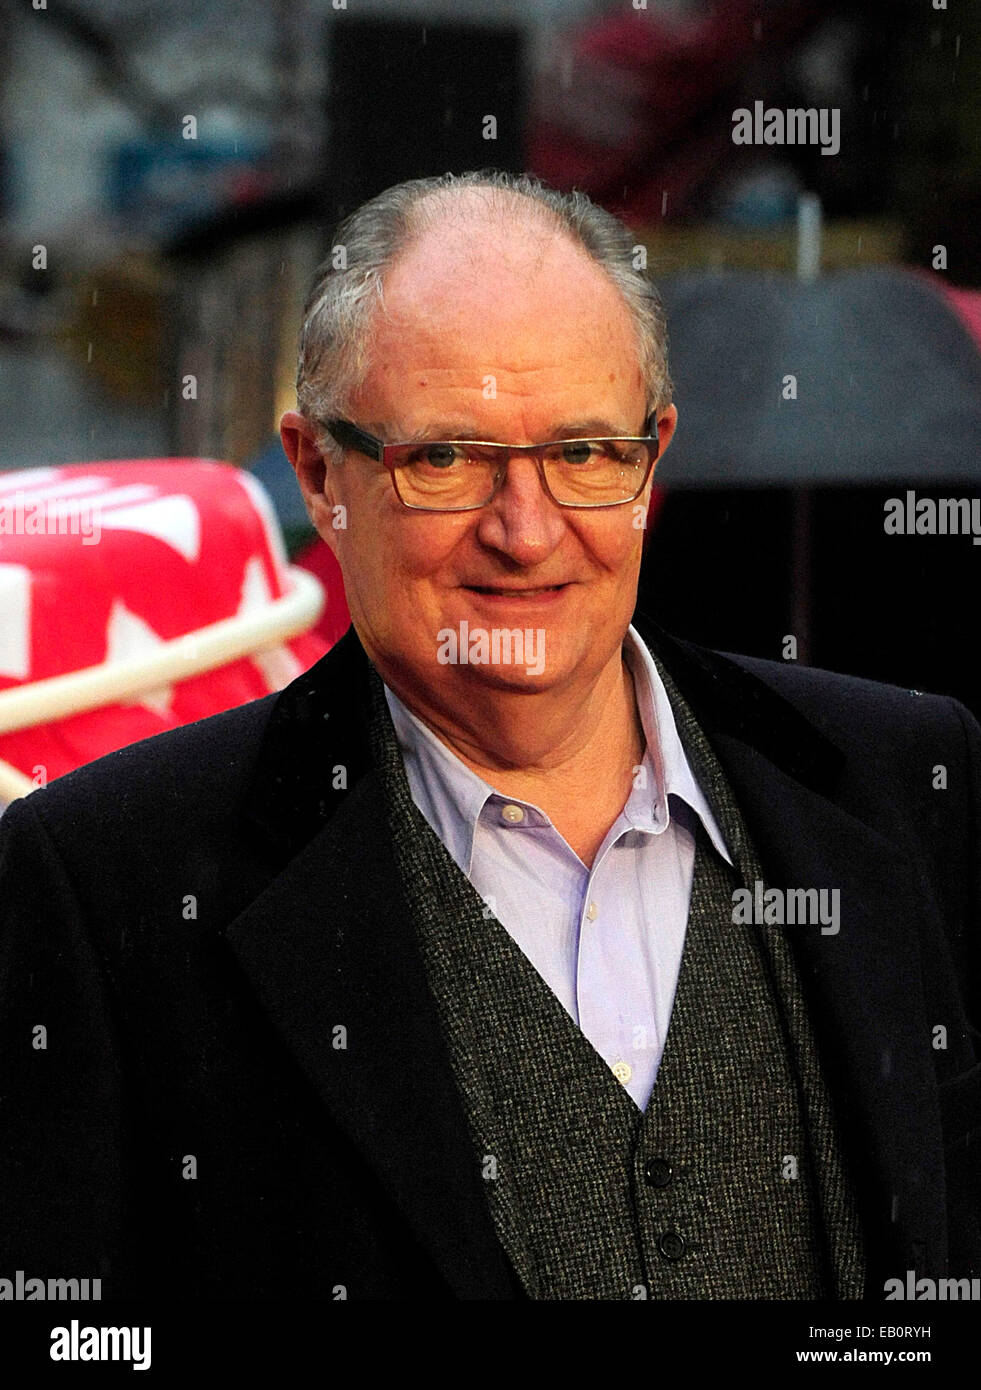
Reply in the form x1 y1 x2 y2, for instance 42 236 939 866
466 583 570 595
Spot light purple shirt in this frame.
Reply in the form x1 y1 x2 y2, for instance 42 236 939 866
382 625 733 1112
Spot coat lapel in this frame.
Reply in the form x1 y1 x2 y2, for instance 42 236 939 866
225 616 947 1292
222 627 518 1298
632 609 947 1280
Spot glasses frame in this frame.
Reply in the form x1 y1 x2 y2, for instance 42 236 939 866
320 414 661 511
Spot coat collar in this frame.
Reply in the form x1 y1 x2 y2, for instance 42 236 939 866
229 616 946 1294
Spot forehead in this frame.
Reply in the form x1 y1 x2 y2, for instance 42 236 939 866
352 210 644 411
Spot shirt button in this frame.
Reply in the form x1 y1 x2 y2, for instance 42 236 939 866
612 1060 632 1084
500 804 525 824
644 1158 673 1189
658 1232 686 1261
585 901 599 921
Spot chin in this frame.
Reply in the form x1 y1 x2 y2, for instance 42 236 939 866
431 619 558 685
452 662 564 695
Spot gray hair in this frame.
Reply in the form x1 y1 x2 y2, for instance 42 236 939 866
295 169 673 459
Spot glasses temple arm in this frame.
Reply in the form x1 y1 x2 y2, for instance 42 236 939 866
323 418 384 462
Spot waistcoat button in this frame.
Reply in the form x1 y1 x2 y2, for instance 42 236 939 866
658 1231 686 1261
644 1158 673 1188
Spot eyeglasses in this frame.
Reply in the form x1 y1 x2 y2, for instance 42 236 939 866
321 415 661 511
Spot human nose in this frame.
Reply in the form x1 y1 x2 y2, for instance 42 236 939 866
474 451 567 562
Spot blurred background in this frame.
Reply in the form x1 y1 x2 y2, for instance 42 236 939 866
1 0 980 792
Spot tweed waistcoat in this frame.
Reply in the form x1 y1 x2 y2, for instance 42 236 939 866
364 644 867 1299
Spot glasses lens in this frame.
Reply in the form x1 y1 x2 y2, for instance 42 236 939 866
391 439 653 510
393 442 500 509
542 439 653 505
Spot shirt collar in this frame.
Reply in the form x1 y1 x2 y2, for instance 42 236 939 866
382 624 733 875
621 625 732 864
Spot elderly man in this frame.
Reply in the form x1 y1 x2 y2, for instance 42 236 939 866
0 171 979 1302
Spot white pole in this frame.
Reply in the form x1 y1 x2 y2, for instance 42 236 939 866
0 566 324 738
796 192 823 283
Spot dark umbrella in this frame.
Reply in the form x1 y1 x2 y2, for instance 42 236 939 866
655 266 981 486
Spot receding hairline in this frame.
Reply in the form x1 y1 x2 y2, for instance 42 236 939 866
373 184 643 321
401 181 580 242
383 183 603 283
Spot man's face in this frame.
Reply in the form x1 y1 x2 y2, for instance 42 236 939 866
283 211 676 714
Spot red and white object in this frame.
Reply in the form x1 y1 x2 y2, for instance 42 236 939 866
0 460 329 804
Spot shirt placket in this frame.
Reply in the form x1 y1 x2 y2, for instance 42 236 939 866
575 835 658 1109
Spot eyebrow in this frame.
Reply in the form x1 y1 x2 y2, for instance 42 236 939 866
371 417 639 442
